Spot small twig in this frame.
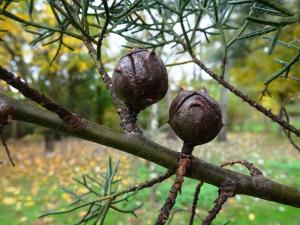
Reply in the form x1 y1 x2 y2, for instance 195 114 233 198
49 32 63 66
261 51 300 98
96 0 109 60
189 181 203 225
167 208 192 225
1 134 14 167
203 180 235 225
0 66 82 129
280 106 300 152
220 47 228 79
221 159 263 177
155 154 192 225
165 60 194 67
89 169 174 204
116 169 174 197
0 121 14 166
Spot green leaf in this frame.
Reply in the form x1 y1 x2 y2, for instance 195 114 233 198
228 0 253 5
268 27 281 55
237 27 276 40
252 5 286 16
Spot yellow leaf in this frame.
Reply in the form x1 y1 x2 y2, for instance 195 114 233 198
5 186 21 195
248 213 255 221
3 197 16 205
62 193 72 203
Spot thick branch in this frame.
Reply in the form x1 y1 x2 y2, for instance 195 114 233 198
0 93 299 208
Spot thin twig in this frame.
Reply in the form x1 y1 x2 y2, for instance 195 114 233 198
115 169 174 197
96 0 109 60
203 180 235 225
167 208 192 225
155 154 191 225
0 120 15 166
85 169 174 204
280 106 300 152
189 181 203 225
221 159 263 177
1 134 15 167
261 52 300 98
165 60 194 67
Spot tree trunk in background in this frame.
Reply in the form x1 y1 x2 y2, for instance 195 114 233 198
147 104 159 206
11 121 21 139
67 69 76 110
218 86 228 141
166 88 178 140
217 53 234 142
44 130 54 155
96 85 104 124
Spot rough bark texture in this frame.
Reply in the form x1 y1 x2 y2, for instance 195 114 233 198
0 94 299 208
203 180 236 225
169 89 222 147
155 154 191 225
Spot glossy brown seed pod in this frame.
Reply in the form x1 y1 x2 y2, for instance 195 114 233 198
169 89 222 149
112 49 168 113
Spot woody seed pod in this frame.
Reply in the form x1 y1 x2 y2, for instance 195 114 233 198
169 89 222 152
112 49 168 113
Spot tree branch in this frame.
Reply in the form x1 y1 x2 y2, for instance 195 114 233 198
0 93 299 208
191 56 300 137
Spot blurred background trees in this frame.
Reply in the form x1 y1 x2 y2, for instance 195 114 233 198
1 1 299 142
0 0 299 224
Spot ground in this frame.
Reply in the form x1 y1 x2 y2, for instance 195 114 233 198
0 132 299 225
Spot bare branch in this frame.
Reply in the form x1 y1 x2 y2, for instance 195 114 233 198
155 154 192 225
115 169 174 197
0 121 15 166
189 181 204 225
203 180 235 225
280 105 300 152
0 66 82 129
191 56 300 137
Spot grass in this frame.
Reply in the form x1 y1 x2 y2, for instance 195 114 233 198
0 132 299 225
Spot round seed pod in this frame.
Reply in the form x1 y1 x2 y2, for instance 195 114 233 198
112 49 168 113
169 89 222 149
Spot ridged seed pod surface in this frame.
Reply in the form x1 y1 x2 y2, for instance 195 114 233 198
112 49 168 113
169 89 222 146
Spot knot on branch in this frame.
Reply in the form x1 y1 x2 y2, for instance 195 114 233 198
61 113 83 130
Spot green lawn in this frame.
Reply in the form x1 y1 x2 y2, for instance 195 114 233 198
0 132 299 225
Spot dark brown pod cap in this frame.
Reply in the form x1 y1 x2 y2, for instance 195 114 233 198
169 89 222 146
112 49 168 113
